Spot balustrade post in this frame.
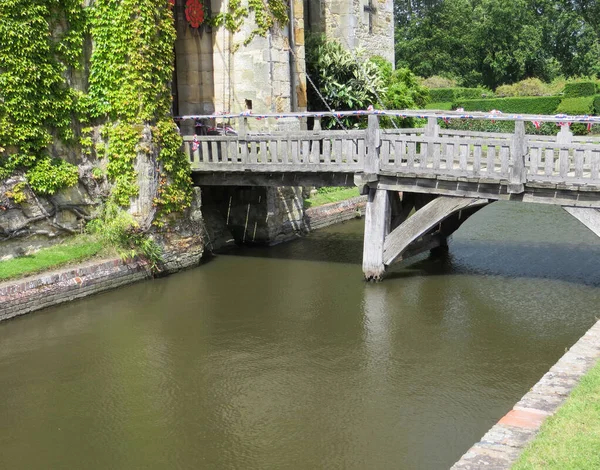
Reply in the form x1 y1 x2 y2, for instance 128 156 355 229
313 116 322 132
509 120 526 194
426 116 439 137
425 116 439 163
557 125 573 177
557 125 573 145
238 117 247 138
238 117 248 164
364 114 381 178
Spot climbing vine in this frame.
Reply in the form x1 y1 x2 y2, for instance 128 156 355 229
101 124 142 207
87 0 176 122
87 0 192 219
152 119 194 224
0 0 85 188
2 0 288 221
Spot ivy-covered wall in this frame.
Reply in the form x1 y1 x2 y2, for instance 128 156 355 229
0 0 193 235
0 0 85 194
1 0 302 263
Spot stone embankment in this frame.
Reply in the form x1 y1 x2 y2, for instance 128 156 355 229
304 195 366 231
0 258 151 322
452 319 600 469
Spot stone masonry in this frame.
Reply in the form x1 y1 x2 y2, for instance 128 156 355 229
175 0 307 136
305 0 395 64
0 258 152 322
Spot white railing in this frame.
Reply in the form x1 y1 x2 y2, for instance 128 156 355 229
178 111 600 187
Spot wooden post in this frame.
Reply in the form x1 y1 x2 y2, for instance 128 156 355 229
426 116 439 137
238 117 248 164
313 117 322 132
557 125 573 144
509 120 526 194
364 114 381 177
426 116 439 165
557 125 573 177
363 187 390 281
238 117 247 138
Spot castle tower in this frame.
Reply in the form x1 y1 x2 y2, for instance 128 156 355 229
304 0 395 64
173 0 307 123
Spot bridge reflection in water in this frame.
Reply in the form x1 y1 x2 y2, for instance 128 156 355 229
179 110 600 280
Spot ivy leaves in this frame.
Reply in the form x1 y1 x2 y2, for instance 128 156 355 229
1 0 192 220
0 0 84 187
88 0 176 122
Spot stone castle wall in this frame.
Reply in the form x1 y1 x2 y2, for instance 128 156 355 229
306 0 395 65
175 0 307 135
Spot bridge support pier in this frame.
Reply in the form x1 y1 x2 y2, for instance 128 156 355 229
362 189 490 281
563 207 600 238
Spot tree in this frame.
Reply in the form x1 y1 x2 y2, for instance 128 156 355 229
395 0 481 85
471 0 547 88
394 0 600 88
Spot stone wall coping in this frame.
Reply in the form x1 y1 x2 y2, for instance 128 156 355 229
304 195 367 217
0 257 138 299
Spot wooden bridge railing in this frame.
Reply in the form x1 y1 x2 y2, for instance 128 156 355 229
180 111 600 188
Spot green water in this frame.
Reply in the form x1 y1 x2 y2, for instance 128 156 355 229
1 202 599 469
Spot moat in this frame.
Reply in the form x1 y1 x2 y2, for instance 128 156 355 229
1 202 599 469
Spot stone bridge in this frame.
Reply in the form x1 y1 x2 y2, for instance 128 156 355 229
180 111 600 280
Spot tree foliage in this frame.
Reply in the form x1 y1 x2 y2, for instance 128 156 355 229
305 36 430 128
396 0 600 88
305 34 385 127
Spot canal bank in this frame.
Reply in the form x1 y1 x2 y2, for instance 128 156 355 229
0 196 366 322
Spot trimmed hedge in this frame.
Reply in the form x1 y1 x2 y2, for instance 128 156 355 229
453 96 562 115
424 102 453 110
563 81 597 97
429 87 490 103
594 95 600 115
441 119 564 136
458 87 490 99
556 97 595 115
429 88 456 102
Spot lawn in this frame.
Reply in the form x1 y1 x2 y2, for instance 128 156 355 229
513 359 600 469
0 236 106 282
303 187 361 209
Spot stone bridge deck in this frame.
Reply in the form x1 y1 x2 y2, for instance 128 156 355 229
180 111 600 279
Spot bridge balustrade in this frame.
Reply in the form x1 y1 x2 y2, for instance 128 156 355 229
180 112 600 189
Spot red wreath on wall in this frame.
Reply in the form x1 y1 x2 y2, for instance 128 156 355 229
185 0 205 28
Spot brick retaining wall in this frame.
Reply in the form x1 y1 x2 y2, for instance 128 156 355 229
0 258 152 322
304 195 367 231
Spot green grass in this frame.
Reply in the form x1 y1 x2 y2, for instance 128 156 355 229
0 236 106 282
513 359 600 469
304 187 361 209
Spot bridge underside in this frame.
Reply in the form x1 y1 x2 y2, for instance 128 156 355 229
194 171 600 209
192 171 600 280
362 190 491 281
193 171 600 280
192 172 355 188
